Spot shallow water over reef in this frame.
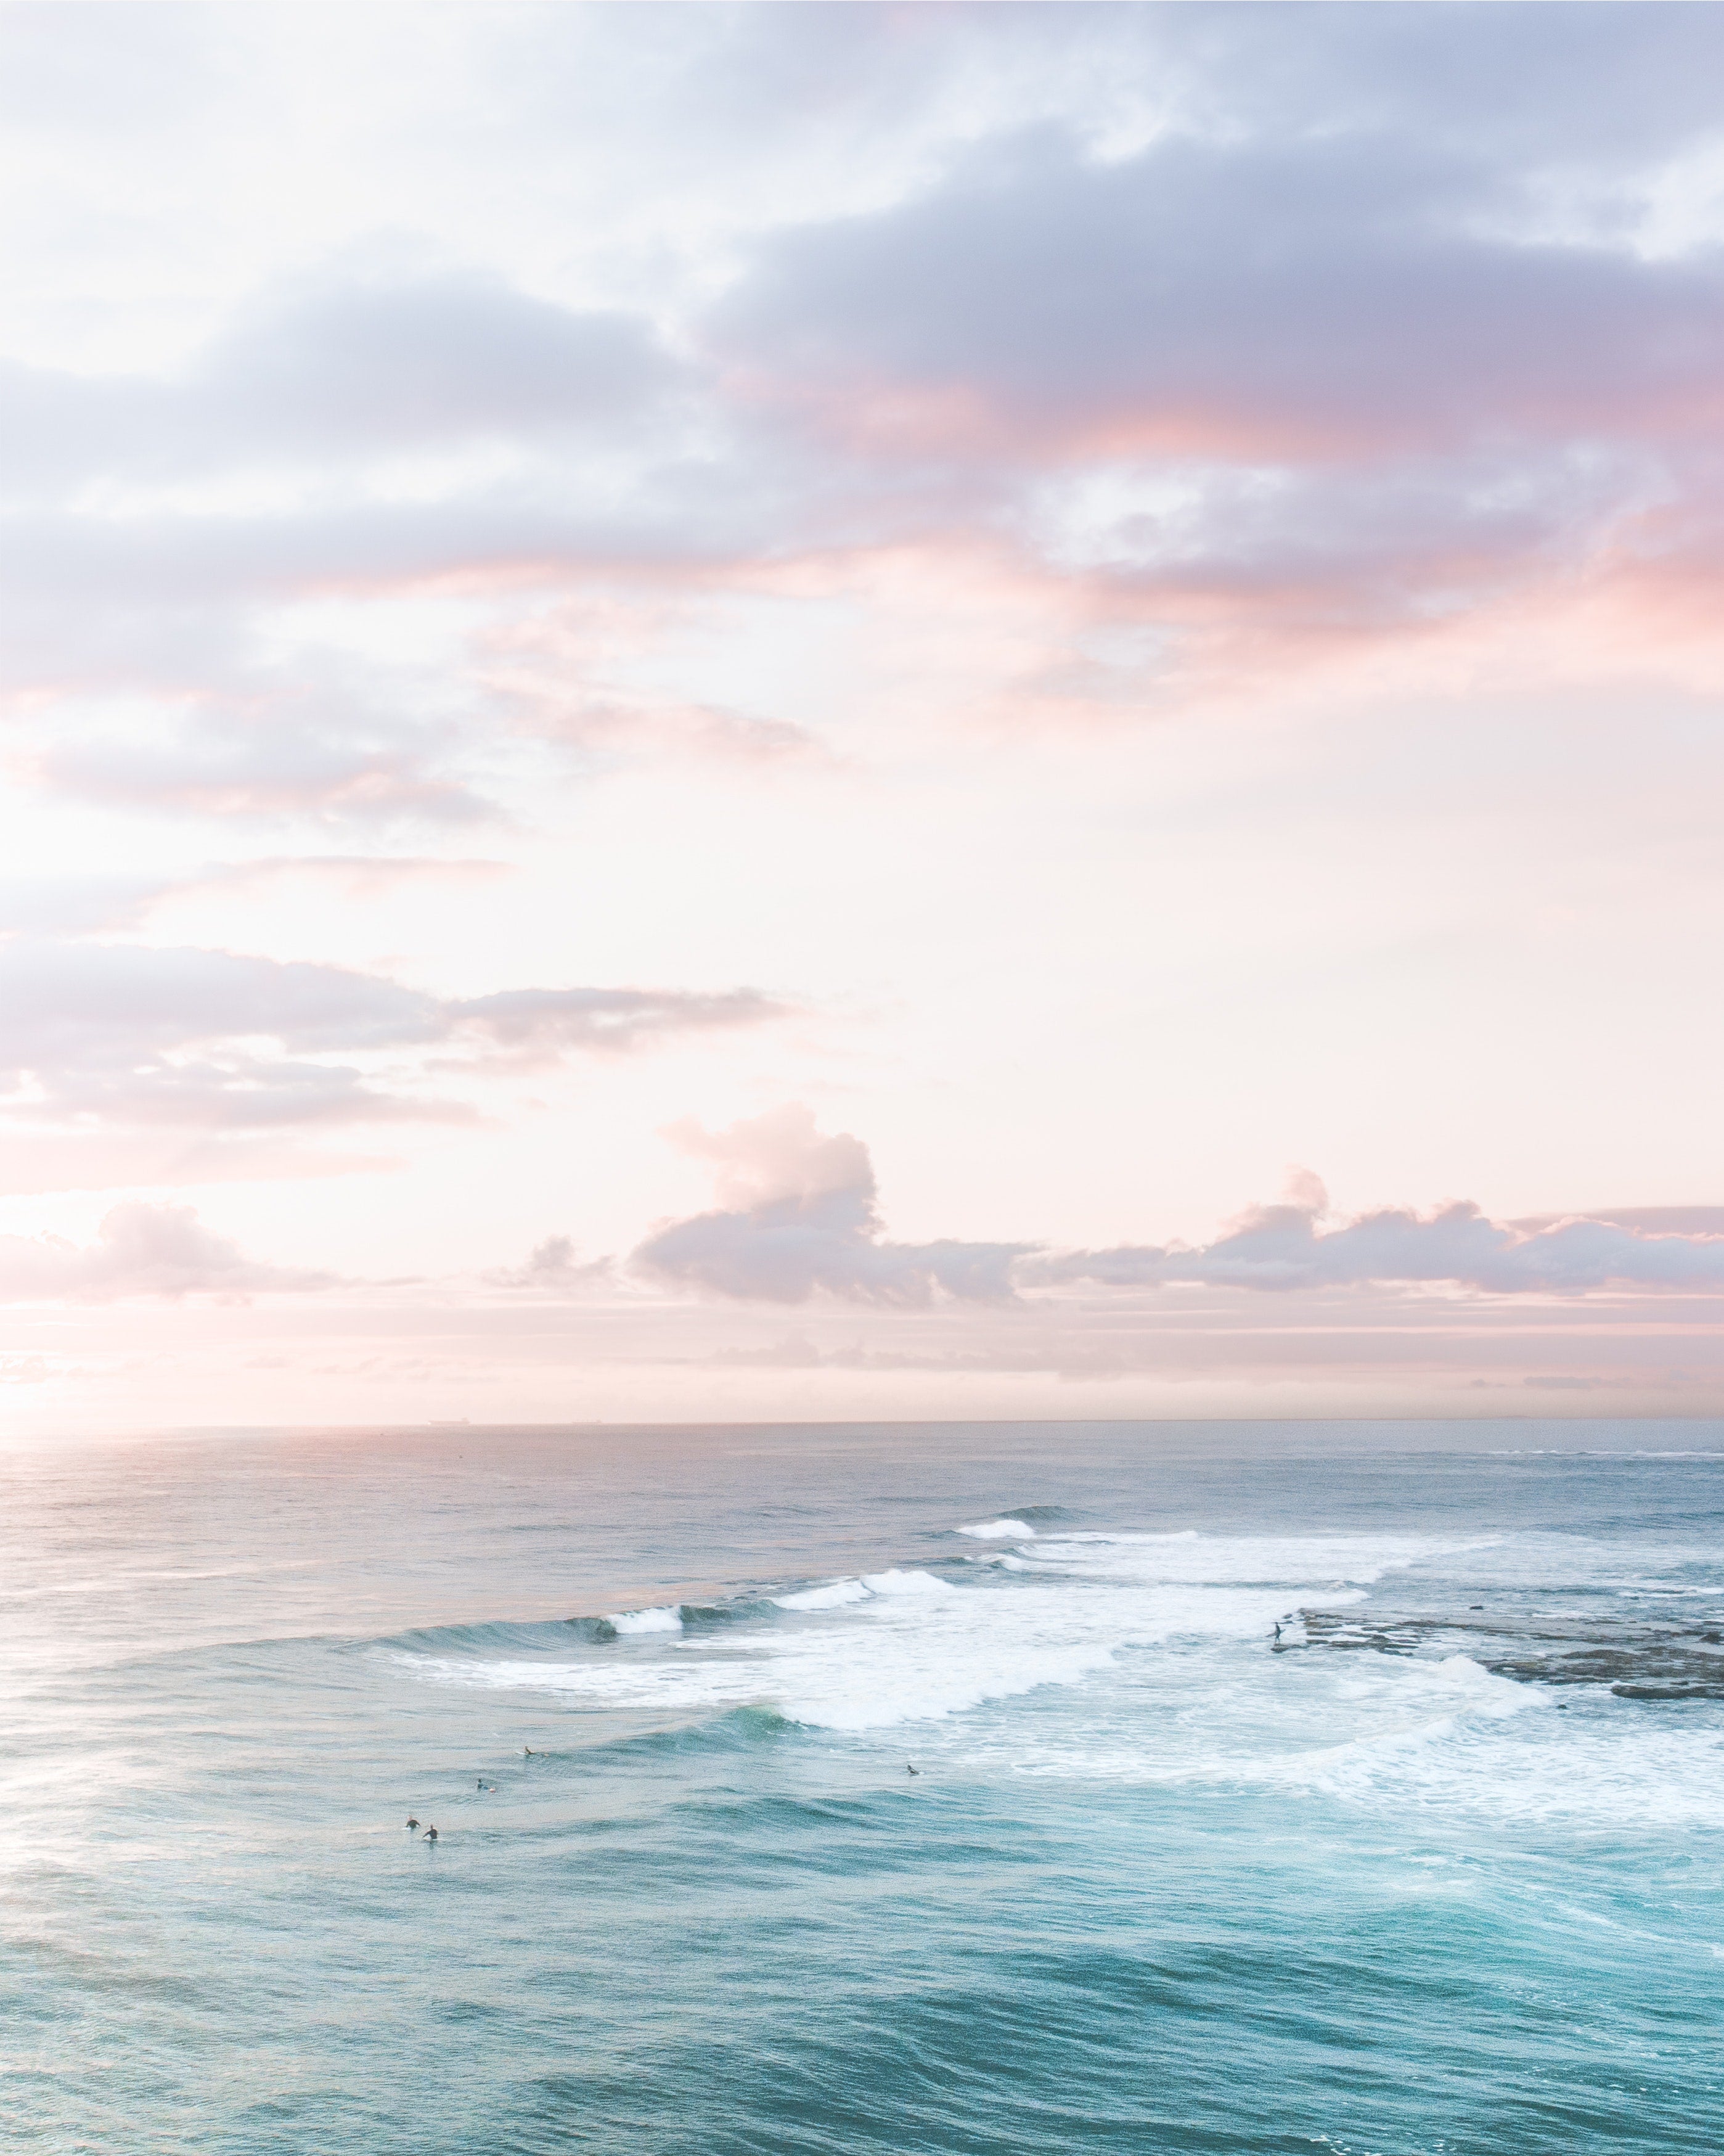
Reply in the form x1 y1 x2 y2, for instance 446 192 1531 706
3 1418 1722 2154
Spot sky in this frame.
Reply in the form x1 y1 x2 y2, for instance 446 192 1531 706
5 0 1724 1435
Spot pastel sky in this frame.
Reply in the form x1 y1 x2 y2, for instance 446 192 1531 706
6 0 1724 1435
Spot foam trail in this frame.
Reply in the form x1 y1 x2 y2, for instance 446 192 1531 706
958 1519 1036 1539
1019 1530 1465 1588
774 1579 871 1610
608 1605 684 1634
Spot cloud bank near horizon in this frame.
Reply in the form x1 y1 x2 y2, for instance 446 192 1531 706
1042 1188 1724 1297
634 1106 1028 1305
17 1104 1724 1313
627 1112 1724 1310
0 1202 328 1301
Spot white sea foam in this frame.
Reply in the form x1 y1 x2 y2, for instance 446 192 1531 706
446 1583 1138 1730
423 1531 1409 1736
773 1578 872 1610
402 1517 1724 1835
1018 1530 1470 1589
960 1621 1724 1834
957 1519 1035 1539
1498 1449 1724 1461
608 1605 684 1634
424 1547 1309 1731
1057 1528 1199 1543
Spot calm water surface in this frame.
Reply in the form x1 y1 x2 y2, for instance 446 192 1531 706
2 1418 1721 2154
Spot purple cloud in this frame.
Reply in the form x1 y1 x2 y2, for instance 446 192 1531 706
634 1105 1026 1305
640 1126 1724 1306
6 5 1724 798
1042 1187 1724 1295
718 127 1724 456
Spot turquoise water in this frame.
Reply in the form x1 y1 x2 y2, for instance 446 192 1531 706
2 1419 1722 2152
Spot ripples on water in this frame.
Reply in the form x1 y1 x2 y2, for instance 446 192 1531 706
2 1419 1721 2152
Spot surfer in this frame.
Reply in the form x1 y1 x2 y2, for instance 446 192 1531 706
406 1816 420 1829
1273 1622 1281 1641
422 1824 438 1842
905 1764 920 1776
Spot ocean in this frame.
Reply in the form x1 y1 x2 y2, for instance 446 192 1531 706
2 1418 1720 2154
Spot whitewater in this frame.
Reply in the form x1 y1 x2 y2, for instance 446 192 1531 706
2 1418 1720 2152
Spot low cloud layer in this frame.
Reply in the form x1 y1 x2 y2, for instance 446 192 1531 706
634 1106 1027 1305
1047 1182 1724 1296
635 1119 1724 1308
0 1202 327 1301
